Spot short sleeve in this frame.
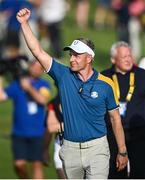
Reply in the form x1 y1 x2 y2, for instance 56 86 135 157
4 81 17 98
106 84 119 111
47 59 69 84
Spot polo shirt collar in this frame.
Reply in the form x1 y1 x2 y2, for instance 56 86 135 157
73 69 98 82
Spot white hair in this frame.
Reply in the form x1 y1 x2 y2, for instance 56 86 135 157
110 41 132 59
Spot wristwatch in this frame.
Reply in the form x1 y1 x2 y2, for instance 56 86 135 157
118 151 128 157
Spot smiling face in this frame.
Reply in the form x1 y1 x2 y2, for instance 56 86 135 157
69 50 92 72
112 46 134 73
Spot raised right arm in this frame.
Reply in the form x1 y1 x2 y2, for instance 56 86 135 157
16 8 52 72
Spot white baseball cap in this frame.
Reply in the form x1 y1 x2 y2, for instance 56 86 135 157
63 40 95 58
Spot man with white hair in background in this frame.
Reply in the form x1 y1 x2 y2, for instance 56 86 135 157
102 41 145 179
16 8 128 179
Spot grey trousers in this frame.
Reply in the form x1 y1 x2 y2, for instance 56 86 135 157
59 136 110 179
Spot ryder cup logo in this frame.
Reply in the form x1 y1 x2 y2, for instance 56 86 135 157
91 91 98 98
73 40 79 45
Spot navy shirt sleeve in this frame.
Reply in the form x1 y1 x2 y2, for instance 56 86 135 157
47 59 69 85
106 85 119 111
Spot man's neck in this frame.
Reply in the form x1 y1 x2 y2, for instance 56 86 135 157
115 67 128 75
78 68 94 82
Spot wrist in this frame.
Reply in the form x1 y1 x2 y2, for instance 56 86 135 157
118 151 128 157
21 21 28 26
118 145 127 154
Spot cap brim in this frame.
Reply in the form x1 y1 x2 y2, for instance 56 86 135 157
63 46 71 51
63 46 83 54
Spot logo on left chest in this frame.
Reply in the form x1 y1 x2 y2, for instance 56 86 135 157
91 91 98 98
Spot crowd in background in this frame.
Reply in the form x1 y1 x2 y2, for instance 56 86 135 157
1 0 145 179
0 0 145 62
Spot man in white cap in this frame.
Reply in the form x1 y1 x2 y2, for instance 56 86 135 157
16 8 128 179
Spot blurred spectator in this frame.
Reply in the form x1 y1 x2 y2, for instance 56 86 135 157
0 0 41 59
128 0 145 62
94 0 115 29
111 0 130 42
47 94 66 179
75 0 90 28
0 6 7 56
111 0 145 62
0 58 51 179
0 0 23 58
102 41 145 179
38 0 68 59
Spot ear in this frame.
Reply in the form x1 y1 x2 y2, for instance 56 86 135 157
111 58 115 64
87 55 93 64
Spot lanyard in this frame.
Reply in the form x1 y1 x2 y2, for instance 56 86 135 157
112 72 135 102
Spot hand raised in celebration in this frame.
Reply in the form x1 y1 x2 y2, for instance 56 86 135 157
16 8 31 24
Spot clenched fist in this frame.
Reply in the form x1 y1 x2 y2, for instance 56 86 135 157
16 8 31 24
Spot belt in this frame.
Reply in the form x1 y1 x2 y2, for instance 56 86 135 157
63 136 106 149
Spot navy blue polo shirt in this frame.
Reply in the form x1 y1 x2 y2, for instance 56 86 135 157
48 60 119 142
